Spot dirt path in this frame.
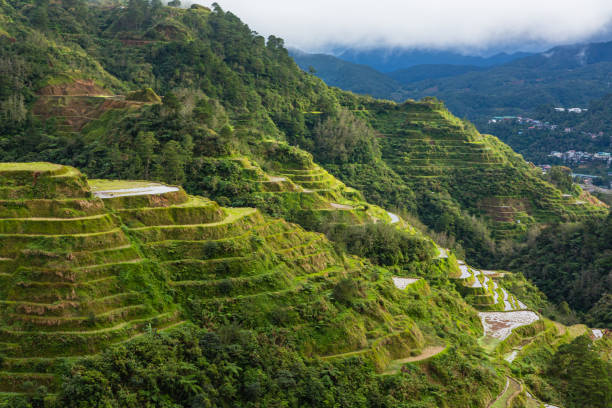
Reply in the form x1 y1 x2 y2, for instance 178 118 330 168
383 345 446 374
488 377 509 408
396 345 445 363
330 202 354 210
489 377 521 408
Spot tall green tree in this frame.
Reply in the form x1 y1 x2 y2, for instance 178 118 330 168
134 131 158 179
30 0 49 30
547 335 612 408
162 141 186 184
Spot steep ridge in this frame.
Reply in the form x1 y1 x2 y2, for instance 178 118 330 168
97 179 437 369
362 99 608 240
0 163 461 400
0 1 610 405
0 164 178 396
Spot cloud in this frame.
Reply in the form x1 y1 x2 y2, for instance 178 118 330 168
187 1 612 53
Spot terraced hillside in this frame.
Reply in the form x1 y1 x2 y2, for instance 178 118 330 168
257 141 402 228
453 261 527 312
32 77 159 132
188 141 413 239
0 164 178 396
1 1 610 404
95 178 442 367
0 163 467 400
363 99 608 240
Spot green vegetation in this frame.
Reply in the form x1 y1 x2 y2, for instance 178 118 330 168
125 88 161 103
0 0 610 406
0 164 508 407
505 213 612 327
482 96 612 186
0 0 604 270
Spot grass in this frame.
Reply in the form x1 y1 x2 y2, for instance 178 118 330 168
0 163 63 172
478 335 504 354
88 179 169 191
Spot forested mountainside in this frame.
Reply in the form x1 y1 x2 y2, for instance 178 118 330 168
401 41 612 121
335 48 531 72
0 1 610 407
295 42 612 124
290 49 407 101
0 0 607 264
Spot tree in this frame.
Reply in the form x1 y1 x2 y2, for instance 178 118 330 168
151 0 163 12
161 141 186 184
168 0 182 7
546 166 573 193
163 91 180 115
126 0 149 30
547 335 612 408
134 131 158 179
30 0 49 30
313 109 380 164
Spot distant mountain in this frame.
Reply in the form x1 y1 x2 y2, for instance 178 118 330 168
289 49 407 100
290 50 488 101
403 40 612 121
388 64 486 85
336 48 533 72
297 41 612 122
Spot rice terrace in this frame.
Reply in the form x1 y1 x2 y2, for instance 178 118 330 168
0 0 610 407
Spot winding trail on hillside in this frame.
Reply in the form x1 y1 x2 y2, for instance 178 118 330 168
382 345 447 375
488 377 522 408
330 203 354 210
488 377 510 408
392 345 446 364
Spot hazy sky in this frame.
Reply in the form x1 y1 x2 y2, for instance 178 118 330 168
191 1 612 54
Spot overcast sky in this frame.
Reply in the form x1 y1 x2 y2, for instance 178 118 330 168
190 1 612 54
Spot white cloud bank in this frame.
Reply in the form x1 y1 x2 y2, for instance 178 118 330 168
190 0 612 53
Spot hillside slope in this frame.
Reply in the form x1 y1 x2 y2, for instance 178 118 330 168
0 163 490 405
290 49 406 100
0 0 608 306
0 1 610 406
1 162 609 408
401 41 612 121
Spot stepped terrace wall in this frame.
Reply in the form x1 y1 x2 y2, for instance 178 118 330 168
0 165 179 398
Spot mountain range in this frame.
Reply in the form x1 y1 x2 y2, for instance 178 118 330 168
334 48 533 72
292 41 612 122
0 1 610 406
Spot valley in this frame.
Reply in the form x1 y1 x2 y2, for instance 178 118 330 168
0 1 610 407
